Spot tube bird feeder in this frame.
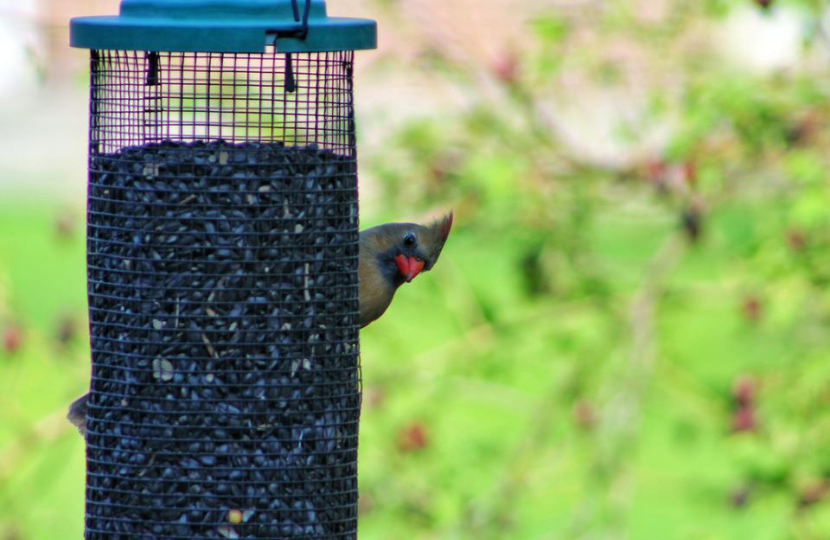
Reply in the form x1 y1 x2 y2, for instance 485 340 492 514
70 1 375 538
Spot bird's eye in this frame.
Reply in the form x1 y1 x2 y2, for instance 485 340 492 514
403 233 416 247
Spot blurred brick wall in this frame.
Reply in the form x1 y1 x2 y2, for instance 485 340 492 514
23 0 547 80
17 0 118 77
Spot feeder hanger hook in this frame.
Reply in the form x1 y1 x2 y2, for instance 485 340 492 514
290 0 312 40
284 0 312 93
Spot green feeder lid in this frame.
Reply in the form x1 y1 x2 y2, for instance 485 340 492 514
70 0 376 53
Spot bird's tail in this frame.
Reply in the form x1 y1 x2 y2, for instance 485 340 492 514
67 393 89 439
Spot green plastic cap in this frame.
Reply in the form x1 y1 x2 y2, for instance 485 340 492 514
70 0 377 53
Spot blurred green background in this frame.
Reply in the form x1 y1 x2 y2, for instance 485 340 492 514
3 0 830 539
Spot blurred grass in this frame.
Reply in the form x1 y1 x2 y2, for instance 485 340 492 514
0 182 826 540
0 204 88 540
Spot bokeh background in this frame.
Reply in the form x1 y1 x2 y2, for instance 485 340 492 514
2 0 830 539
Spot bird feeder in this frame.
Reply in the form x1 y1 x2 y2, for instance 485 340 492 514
70 1 375 538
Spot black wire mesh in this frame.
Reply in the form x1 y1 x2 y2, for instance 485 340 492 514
85 48 360 540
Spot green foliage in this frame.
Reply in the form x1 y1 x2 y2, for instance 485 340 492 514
356 2 830 539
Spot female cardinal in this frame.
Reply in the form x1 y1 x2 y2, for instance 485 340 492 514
358 212 453 327
67 212 453 437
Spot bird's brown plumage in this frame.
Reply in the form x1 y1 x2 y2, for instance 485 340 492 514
68 212 453 438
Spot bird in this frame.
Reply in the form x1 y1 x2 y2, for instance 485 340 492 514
67 212 453 438
358 212 452 328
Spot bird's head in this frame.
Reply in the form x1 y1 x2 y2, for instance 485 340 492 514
367 212 453 286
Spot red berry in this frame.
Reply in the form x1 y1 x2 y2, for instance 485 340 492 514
358 493 374 515
741 296 762 323
398 422 429 453
681 160 697 188
645 158 667 185
731 406 756 432
3 326 21 354
55 212 76 239
573 399 595 430
729 485 752 508
57 315 78 346
492 52 519 85
732 375 756 407
786 229 806 252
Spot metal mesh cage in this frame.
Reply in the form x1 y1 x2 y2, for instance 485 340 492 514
85 48 360 540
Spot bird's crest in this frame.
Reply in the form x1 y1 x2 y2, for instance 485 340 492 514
423 211 453 269
434 212 453 243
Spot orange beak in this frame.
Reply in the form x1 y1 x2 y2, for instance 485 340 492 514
395 254 426 283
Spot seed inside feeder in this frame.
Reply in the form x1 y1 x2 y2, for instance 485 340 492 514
85 140 360 540
152 358 175 381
